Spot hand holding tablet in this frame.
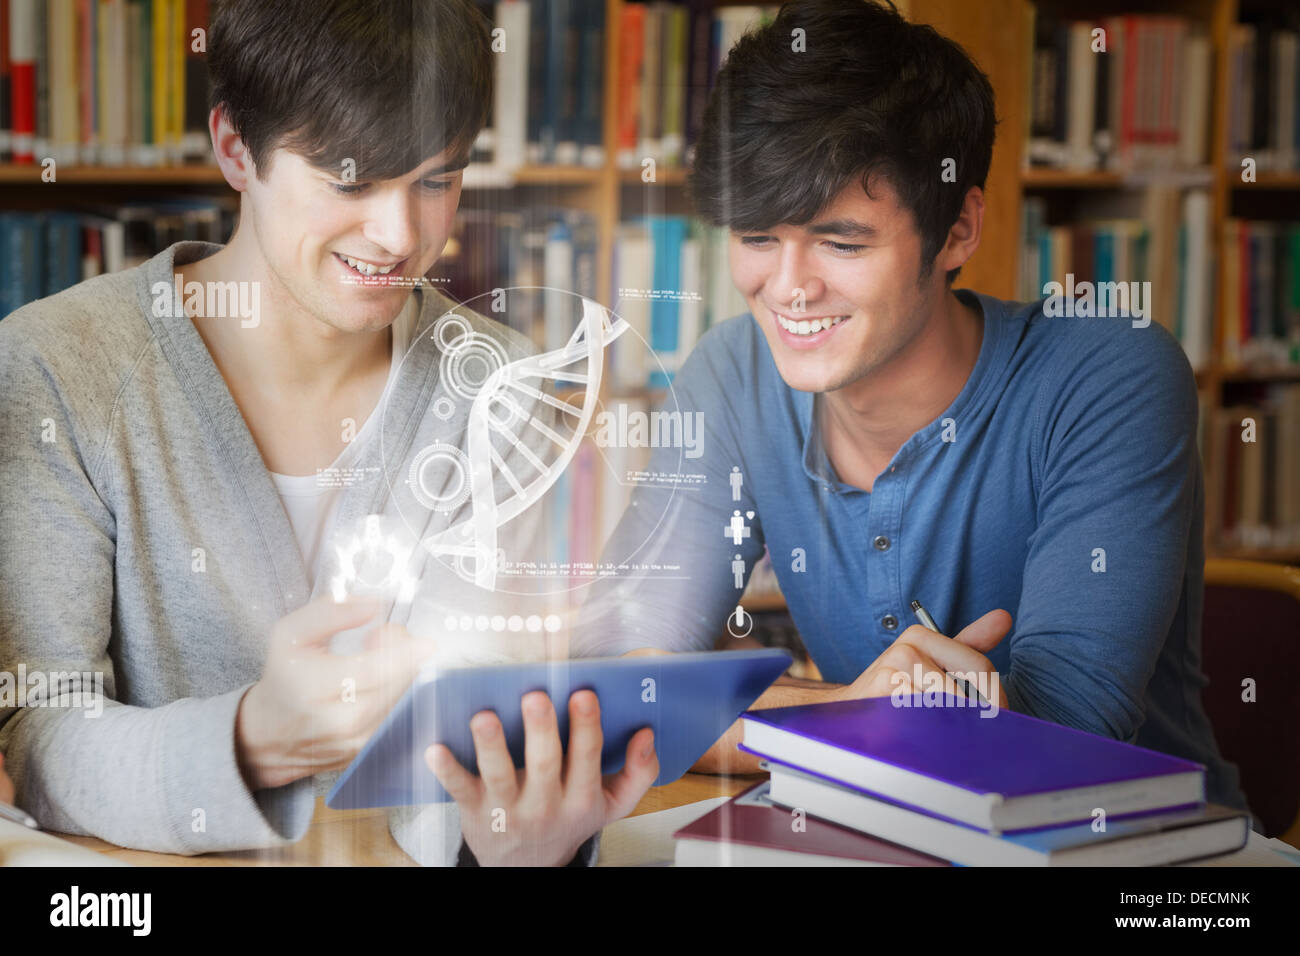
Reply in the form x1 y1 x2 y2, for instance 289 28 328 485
426 687 659 866
326 648 791 809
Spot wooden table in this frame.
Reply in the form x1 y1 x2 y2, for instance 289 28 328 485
54 773 762 866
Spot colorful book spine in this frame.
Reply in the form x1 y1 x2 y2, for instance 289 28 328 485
8 0 36 162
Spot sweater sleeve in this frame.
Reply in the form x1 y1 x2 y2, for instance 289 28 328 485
999 322 1201 742
0 332 315 854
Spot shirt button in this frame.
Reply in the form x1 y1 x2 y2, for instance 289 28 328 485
873 535 891 551
881 614 898 630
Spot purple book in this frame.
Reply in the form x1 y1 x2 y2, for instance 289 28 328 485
740 695 1205 833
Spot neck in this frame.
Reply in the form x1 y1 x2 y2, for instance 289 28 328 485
820 290 983 465
181 225 397 397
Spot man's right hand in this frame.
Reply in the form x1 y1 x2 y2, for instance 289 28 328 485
235 596 437 791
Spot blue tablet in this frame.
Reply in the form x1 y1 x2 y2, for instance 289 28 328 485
326 648 792 810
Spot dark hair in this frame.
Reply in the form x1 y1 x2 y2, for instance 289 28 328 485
688 0 996 284
209 0 492 182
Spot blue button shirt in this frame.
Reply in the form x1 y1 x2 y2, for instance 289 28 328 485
575 289 1248 813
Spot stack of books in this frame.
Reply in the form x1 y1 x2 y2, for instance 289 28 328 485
674 696 1251 867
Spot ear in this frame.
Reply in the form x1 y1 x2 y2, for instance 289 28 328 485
209 104 257 193
936 186 984 276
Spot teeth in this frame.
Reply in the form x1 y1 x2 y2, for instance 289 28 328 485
777 313 848 336
341 254 397 276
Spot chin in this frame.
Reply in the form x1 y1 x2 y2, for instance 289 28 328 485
770 359 842 395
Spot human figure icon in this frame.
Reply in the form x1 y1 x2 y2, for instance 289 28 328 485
732 553 745 588
730 466 743 501
724 510 750 546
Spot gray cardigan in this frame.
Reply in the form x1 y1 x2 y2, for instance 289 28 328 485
0 241 595 865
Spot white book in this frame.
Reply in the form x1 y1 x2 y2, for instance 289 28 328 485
97 0 129 167
1273 31 1297 171
1179 190 1211 370
715 6 766 68
493 0 530 171
1178 34 1212 168
103 219 126 274
48 0 80 166
676 237 703 364
542 221 574 356
1065 22 1096 170
612 226 653 389
705 226 747 329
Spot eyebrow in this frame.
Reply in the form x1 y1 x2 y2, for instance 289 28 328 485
807 218 879 240
417 156 471 177
317 155 470 181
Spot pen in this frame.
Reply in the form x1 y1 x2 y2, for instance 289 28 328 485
0 799 39 830
909 599 987 705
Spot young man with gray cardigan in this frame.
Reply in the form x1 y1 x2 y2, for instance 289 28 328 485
0 0 656 867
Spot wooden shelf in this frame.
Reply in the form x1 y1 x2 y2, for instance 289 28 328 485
0 162 225 184
1020 166 1216 190
1229 171 1300 191
1212 547 1300 565
494 164 603 186
1216 365 1300 384
0 162 604 188
618 166 688 185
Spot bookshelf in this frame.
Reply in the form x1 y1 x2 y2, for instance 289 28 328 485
905 0 1300 570
2 0 1297 623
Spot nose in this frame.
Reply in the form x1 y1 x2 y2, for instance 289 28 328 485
361 186 420 263
767 242 825 313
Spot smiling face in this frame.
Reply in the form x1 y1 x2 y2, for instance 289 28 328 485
241 145 466 334
729 174 950 395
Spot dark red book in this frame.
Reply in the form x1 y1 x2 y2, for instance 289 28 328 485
672 780 950 867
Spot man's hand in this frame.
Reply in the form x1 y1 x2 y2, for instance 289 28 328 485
686 609 1013 774
836 608 1011 710
425 689 658 866
235 596 437 791
0 752 14 805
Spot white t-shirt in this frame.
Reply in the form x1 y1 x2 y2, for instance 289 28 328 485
271 295 417 590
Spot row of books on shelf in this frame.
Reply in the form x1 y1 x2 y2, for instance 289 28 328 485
1027 13 1212 173
1018 190 1216 370
0 198 232 318
1221 219 1300 370
611 215 745 388
611 2 773 171
1203 385 1300 554
436 208 746 389
0 0 211 166
474 1 774 172
1227 20 1300 173
674 696 1250 866
473 0 607 169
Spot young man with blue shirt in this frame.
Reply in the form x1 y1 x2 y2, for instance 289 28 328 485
575 0 1249 816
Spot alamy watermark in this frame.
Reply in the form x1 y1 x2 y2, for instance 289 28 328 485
151 275 260 328
890 664 999 718
0 665 105 718
592 404 704 459
1041 274 1151 328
